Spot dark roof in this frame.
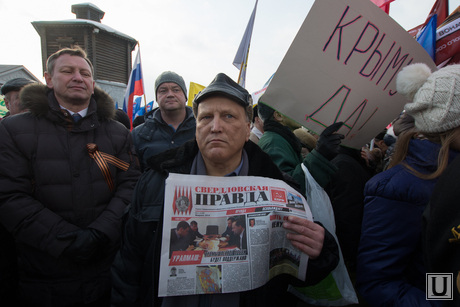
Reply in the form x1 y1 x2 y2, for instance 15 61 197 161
0 65 22 74
71 3 105 23
32 19 137 44
0 65 42 82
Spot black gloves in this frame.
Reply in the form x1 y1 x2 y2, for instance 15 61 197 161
57 228 109 264
315 122 344 161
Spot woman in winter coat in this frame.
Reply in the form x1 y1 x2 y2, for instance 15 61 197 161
356 63 460 306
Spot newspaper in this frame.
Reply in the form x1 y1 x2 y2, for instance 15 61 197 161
158 173 313 297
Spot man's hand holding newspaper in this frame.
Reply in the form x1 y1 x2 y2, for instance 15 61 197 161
283 216 324 260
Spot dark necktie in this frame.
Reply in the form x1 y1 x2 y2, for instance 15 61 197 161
72 113 82 122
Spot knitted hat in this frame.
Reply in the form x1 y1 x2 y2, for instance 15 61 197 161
155 71 187 100
396 63 460 133
1 78 35 95
193 73 252 108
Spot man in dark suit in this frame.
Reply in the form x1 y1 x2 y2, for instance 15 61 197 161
170 221 191 257
232 219 247 250
222 217 235 238
187 220 204 245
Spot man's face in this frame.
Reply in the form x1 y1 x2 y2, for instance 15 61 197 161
196 96 250 167
227 220 233 228
156 82 186 112
232 222 243 235
45 54 94 107
178 226 190 237
191 224 198 232
4 90 22 115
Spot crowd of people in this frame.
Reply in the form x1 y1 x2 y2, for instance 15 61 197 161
0 45 459 307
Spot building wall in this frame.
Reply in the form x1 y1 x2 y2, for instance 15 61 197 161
45 26 88 58
42 25 132 85
96 79 127 108
95 32 130 84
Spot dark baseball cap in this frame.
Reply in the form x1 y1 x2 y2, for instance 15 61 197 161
193 73 252 107
1 78 35 95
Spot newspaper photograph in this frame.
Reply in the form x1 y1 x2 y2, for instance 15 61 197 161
158 173 313 297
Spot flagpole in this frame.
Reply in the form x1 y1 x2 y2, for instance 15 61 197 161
237 48 250 86
237 67 243 86
237 58 244 85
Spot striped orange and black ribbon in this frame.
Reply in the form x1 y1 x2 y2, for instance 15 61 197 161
87 143 129 191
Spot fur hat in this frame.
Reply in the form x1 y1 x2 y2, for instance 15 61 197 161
293 128 317 151
155 71 187 100
396 63 460 133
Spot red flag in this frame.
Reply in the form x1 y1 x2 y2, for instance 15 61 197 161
424 0 449 27
370 0 395 13
440 53 460 67
408 25 423 38
370 0 394 7
381 3 391 14
408 0 449 37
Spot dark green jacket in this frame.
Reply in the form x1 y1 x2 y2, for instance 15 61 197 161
258 130 338 193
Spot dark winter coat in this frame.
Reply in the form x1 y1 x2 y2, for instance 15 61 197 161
0 223 17 305
423 154 460 306
326 146 374 270
357 139 457 306
111 140 339 307
131 106 196 171
0 83 141 305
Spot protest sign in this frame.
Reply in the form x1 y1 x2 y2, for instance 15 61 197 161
260 0 436 149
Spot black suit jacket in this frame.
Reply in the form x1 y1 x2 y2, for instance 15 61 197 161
169 229 189 257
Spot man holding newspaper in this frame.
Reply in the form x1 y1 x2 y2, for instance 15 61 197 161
111 73 339 306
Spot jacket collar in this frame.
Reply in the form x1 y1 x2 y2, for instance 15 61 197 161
151 106 195 125
20 83 116 122
137 106 196 140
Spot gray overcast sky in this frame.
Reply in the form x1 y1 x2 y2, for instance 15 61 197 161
2 0 457 102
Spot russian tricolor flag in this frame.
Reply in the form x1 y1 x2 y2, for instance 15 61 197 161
123 47 145 129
